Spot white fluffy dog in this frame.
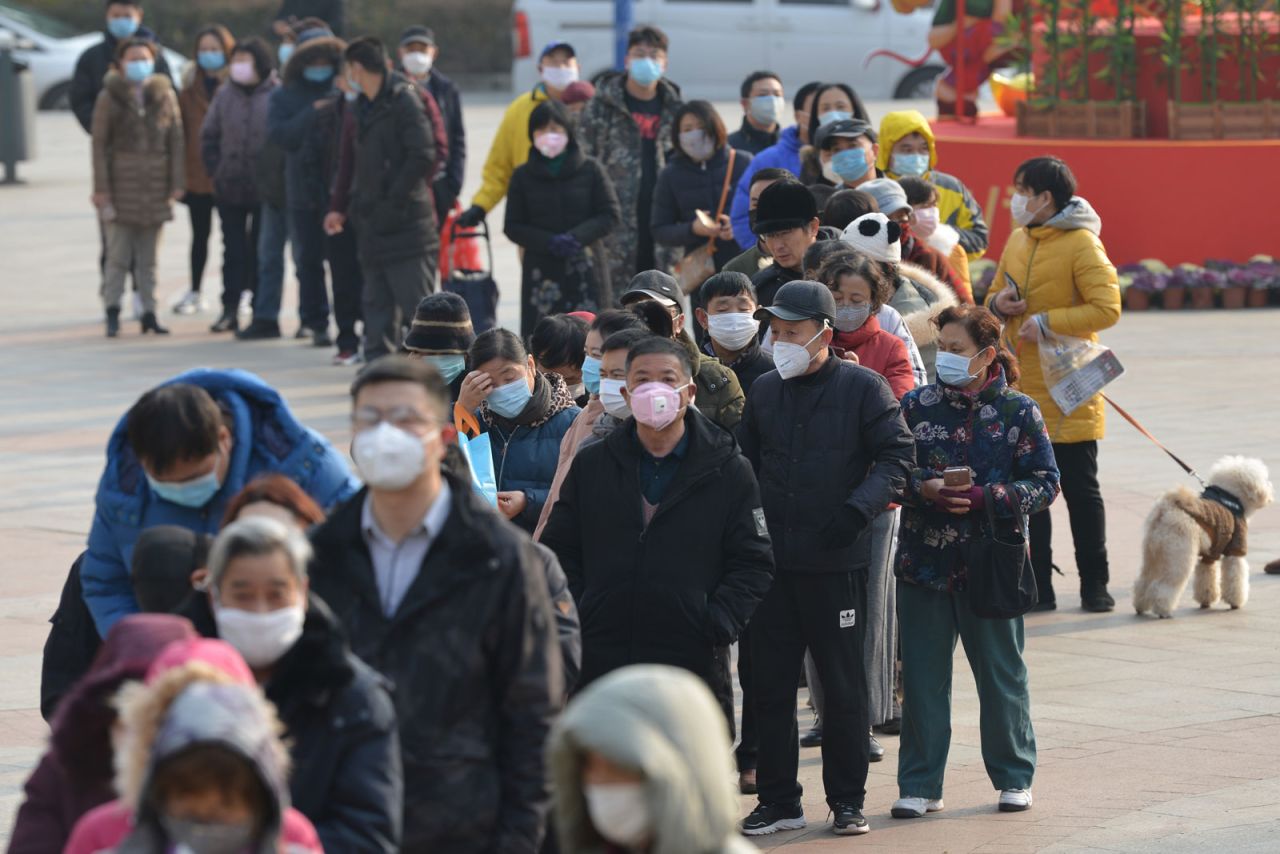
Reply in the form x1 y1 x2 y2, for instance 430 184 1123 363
1134 456 1274 618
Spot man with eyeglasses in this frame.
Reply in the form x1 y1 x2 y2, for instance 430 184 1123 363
750 179 842 308
308 355 563 852
80 370 358 637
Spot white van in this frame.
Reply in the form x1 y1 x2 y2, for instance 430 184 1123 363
511 0 942 101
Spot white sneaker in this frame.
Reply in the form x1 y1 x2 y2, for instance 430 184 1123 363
998 789 1033 812
173 290 202 315
891 797 944 819
237 290 254 316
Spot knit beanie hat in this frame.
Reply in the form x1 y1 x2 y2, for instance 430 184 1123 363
858 178 912 218
402 292 475 355
561 81 596 105
842 212 903 264
754 180 819 235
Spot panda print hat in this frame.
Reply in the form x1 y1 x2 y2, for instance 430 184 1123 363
841 212 902 264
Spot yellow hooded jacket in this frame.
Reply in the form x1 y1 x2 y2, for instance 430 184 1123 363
470 84 549 212
985 197 1121 444
878 110 989 259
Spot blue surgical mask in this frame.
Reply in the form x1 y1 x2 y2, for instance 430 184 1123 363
819 110 853 127
830 147 870 182
303 65 335 84
124 59 155 83
581 356 602 395
107 16 139 40
628 57 663 87
487 376 534 419
343 89 358 103
935 350 984 386
749 95 785 127
277 43 295 66
892 152 930 177
425 354 466 385
146 452 223 508
197 51 226 72
347 75 363 94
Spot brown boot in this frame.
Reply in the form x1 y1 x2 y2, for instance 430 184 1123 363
1265 558 1280 575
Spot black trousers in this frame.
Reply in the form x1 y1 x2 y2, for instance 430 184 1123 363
327 224 364 354
735 624 758 772
752 570 869 809
1029 439 1110 602
217 203 260 315
185 192 215 293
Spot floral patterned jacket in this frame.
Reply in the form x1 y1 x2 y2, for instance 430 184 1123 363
896 366 1061 592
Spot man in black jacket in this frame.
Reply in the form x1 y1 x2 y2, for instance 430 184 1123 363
342 38 438 360
541 336 773 698
737 281 914 838
397 26 466 228
309 356 562 852
69 1 171 134
750 179 828 307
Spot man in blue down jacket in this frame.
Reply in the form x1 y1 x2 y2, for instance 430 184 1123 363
81 368 358 636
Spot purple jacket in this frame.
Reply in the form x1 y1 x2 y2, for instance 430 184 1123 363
201 73 280 207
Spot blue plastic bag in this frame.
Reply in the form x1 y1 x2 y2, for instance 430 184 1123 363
456 432 499 507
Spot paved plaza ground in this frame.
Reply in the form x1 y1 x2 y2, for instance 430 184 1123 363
1 105 1279 852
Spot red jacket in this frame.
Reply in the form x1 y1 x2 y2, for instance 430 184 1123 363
65 801 323 854
832 315 915 400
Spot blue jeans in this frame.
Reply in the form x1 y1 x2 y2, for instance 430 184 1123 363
254 203 288 324
290 207 331 332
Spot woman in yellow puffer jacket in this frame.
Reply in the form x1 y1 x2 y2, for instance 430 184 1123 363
986 156 1120 614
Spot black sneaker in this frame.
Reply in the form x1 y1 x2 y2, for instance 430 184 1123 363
210 313 238 333
236 320 282 341
831 802 870 835
874 717 901 736
741 802 806 836
1030 600 1057 612
800 724 823 748
1081 581 1115 613
869 733 885 762
311 328 333 348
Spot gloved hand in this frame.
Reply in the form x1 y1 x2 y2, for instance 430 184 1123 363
819 505 868 550
456 204 486 228
936 485 985 515
547 233 582 258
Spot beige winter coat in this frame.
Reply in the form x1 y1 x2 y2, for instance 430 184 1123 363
91 71 184 227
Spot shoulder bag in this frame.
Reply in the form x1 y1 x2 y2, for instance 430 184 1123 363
966 485 1039 619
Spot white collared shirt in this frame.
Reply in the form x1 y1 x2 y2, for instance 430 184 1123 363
361 481 452 617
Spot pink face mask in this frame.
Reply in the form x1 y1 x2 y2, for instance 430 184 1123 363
534 131 569 159
628 382 689 430
229 61 258 86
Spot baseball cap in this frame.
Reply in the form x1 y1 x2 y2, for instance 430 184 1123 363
540 41 576 59
754 281 836 324
621 271 681 308
399 26 435 47
815 118 877 151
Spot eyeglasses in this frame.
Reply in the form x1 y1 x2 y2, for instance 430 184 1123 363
352 406 435 432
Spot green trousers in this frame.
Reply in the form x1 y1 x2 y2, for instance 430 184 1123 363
897 581 1036 799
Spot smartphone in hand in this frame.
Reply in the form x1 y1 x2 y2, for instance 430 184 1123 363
943 466 974 488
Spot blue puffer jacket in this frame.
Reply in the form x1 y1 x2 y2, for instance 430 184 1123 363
729 125 802 249
82 369 359 635
896 366 1061 592
477 372 579 534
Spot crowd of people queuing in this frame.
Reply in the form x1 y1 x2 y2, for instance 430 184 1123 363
36 0 1131 849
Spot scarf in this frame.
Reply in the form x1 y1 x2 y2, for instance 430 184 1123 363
482 371 577 430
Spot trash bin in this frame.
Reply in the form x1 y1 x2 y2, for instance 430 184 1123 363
0 32 37 182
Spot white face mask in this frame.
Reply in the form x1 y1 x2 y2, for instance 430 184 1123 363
706 311 759 351
402 51 433 77
541 64 579 90
213 604 305 668
773 327 826 379
821 157 843 187
1011 192 1049 227
599 378 631 418
352 422 429 491
584 782 652 848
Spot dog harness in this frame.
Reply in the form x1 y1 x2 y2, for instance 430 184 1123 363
1169 486 1248 562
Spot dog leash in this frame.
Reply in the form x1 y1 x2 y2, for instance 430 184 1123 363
1101 394 1207 488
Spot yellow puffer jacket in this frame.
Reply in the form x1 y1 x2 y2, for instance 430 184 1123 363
986 197 1121 443
470 85 549 212
878 110 989 258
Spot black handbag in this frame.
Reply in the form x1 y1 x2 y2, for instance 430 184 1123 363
965 485 1039 619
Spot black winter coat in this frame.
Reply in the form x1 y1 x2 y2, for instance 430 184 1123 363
738 354 915 573
425 70 466 216
39 554 101 722
70 28 172 133
350 73 438 266
651 146 753 270
704 339 775 397
267 35 343 212
309 478 562 853
181 594 403 853
541 408 774 690
750 225 845 307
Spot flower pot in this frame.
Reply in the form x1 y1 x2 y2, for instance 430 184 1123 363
1247 288 1270 308
1018 101 1146 139
1161 285 1187 310
1124 288 1151 311
1221 286 1248 309
1190 288 1216 310
1168 101 1280 141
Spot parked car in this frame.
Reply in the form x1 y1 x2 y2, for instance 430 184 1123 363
0 1 185 110
511 0 943 100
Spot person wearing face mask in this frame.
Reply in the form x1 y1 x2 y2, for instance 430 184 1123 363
737 281 913 838
200 38 279 338
728 71 785 155
71 1 173 135
986 156 1120 613
860 177 967 302
548 665 759 854
397 26 466 229
577 26 684 288
400 291 476 402
456 329 581 532
173 26 232 318
651 101 754 289
176 517 402 852
878 110 989 260
812 118 879 190
893 304 1059 820
542 336 773 700
531 314 592 407
308 356 563 851
456 41 581 229
80 372 358 637
798 83 870 185
505 100 621 337
901 176 974 301
90 37 184 338
694 272 774 396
